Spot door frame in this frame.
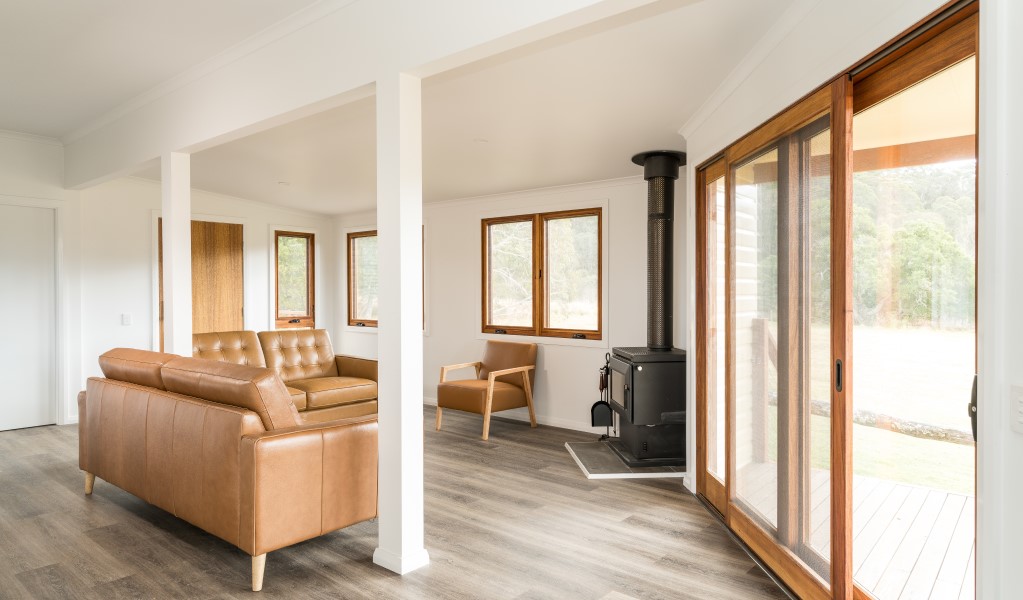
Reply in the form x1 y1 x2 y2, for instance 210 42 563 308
695 157 729 517
0 195 70 426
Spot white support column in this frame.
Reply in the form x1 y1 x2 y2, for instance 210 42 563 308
372 72 429 575
161 152 192 356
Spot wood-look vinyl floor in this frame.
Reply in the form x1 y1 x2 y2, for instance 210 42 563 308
0 408 787 599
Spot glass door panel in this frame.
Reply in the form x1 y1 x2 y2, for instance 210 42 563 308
851 56 976 600
732 114 832 583
707 174 727 482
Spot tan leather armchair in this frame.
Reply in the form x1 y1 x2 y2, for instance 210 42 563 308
436 340 538 440
79 348 377 592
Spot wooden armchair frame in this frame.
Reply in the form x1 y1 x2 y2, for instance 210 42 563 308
437 362 536 440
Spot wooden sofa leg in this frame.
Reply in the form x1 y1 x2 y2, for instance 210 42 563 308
435 406 442 431
252 554 267 592
84 472 95 495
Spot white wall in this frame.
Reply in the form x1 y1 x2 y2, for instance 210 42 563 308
977 1 1023 597
78 177 337 381
0 131 82 426
334 175 687 433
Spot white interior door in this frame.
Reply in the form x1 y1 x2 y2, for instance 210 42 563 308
0 204 56 431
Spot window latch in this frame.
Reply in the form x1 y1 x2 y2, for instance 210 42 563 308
288 318 301 324
494 328 507 334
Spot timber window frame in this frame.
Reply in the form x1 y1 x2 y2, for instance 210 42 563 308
274 230 315 329
347 229 378 327
481 207 603 340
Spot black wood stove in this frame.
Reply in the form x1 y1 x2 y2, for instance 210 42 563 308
607 150 687 467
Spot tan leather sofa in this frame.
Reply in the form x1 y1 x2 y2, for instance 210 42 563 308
79 348 378 591
192 329 377 423
257 329 378 424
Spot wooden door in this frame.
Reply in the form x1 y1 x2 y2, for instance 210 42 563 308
159 219 244 350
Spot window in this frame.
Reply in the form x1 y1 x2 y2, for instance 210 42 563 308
275 231 314 329
482 208 602 340
347 230 379 327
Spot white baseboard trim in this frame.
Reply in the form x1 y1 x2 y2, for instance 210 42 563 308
372 547 430 575
423 396 603 435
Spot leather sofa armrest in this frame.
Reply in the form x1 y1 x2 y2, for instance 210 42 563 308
336 354 377 382
239 415 378 556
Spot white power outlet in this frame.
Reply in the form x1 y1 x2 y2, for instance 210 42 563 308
121 313 133 326
1012 385 1023 435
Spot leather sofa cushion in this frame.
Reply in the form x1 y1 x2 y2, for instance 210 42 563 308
192 331 266 367
289 377 377 409
479 341 537 387
259 329 339 383
99 348 178 390
287 386 307 411
161 357 300 431
437 380 527 414
300 400 378 424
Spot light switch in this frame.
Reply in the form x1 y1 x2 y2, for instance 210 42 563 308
121 313 133 326
1012 385 1023 435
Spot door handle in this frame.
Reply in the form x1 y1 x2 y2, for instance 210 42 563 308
968 374 978 442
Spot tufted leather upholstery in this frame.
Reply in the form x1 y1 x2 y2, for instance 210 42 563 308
258 329 338 383
257 329 378 415
79 348 378 591
192 331 266 367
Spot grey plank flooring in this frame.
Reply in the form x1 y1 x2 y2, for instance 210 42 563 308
0 409 787 599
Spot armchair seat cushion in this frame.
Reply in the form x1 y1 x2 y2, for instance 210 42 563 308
437 379 527 414
290 377 377 409
286 386 308 411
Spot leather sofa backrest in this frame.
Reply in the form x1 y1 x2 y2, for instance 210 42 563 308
99 348 179 390
258 329 339 383
478 340 537 388
193 331 266 367
161 357 300 430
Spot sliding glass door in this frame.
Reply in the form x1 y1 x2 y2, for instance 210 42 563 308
695 4 977 599
728 95 836 594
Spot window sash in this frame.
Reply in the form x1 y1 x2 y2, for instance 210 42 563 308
481 208 602 340
275 231 315 329
347 230 378 327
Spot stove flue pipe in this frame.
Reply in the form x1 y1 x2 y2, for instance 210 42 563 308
631 150 686 351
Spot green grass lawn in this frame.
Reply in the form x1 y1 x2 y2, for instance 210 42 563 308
765 408 974 496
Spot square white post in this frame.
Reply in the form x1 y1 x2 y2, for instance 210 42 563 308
161 152 192 356
372 72 429 574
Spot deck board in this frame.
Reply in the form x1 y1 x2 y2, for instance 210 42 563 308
736 461 974 599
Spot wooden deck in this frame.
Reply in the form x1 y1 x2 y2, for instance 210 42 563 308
737 463 974 599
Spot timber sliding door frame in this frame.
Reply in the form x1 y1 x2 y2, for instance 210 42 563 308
695 2 977 599
695 76 852 600
696 157 728 517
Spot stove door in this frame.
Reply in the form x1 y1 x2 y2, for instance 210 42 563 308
608 356 632 421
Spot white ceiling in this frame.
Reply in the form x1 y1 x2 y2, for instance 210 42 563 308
4 0 793 214
0 0 320 139
131 0 794 214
